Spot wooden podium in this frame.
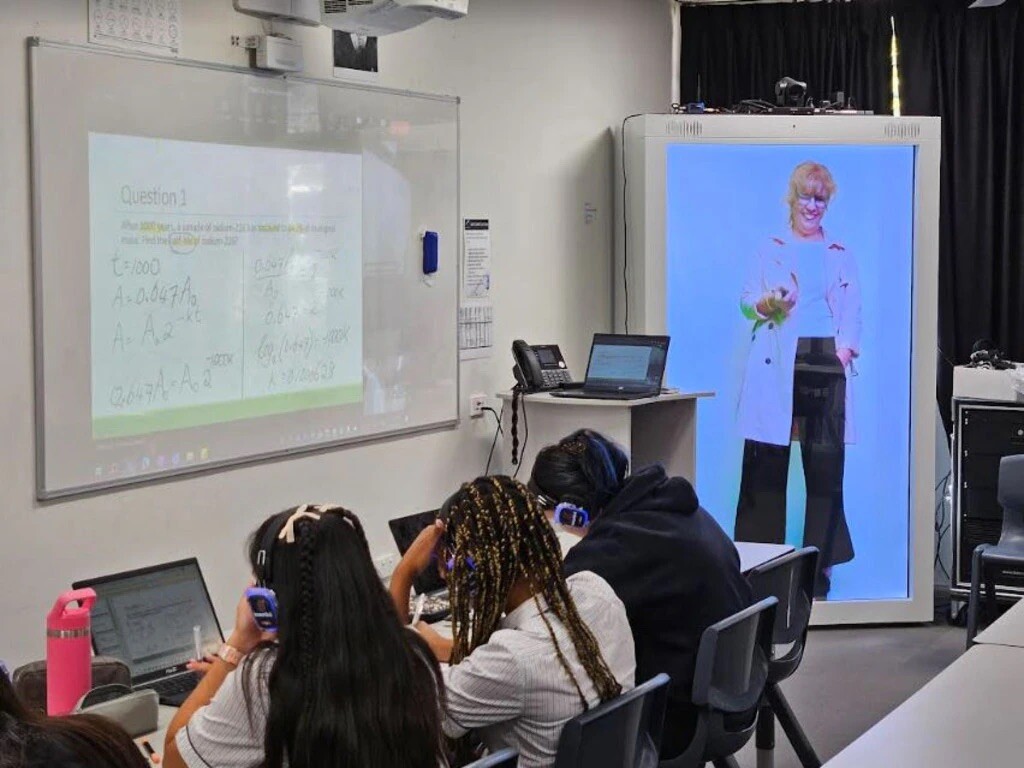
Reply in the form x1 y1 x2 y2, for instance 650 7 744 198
497 390 713 481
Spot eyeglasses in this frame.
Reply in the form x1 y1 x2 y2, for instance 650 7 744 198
797 194 828 205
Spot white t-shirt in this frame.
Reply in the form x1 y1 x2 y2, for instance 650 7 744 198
791 240 835 338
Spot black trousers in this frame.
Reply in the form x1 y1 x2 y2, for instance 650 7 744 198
735 338 854 594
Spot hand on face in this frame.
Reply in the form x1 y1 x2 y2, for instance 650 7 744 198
228 586 276 655
836 347 855 367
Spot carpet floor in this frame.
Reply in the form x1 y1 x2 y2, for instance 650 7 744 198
732 619 965 767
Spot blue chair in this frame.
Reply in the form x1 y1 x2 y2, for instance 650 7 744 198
467 748 519 767
554 672 671 768
967 455 1024 648
660 597 778 768
747 547 822 768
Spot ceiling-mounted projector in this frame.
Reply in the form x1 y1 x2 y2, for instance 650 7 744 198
321 0 468 36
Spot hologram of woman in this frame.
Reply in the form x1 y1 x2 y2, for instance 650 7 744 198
734 161 861 598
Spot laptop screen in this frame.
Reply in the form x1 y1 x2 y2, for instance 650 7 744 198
585 334 670 392
388 511 446 596
73 559 223 684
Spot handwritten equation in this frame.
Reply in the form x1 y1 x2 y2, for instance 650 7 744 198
92 215 362 425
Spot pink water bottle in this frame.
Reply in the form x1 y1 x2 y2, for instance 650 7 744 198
46 588 96 715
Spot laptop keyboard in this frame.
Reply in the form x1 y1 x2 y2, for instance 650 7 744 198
410 593 451 623
138 673 198 705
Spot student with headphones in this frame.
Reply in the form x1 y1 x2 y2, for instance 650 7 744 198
163 505 447 768
391 476 636 768
529 430 753 760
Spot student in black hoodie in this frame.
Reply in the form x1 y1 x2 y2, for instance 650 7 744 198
529 428 753 759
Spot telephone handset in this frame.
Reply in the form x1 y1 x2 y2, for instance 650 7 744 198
512 340 574 393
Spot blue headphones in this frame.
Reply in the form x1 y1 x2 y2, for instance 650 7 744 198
245 511 290 633
245 505 346 633
553 501 590 528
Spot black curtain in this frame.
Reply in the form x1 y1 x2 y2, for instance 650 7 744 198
894 0 1024 433
679 1 895 113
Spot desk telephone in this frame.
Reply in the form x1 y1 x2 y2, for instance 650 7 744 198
512 340 575 392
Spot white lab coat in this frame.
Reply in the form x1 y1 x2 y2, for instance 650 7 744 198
736 235 862 446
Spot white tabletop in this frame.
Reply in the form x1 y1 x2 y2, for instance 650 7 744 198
825 644 1024 767
973 597 1024 648
497 389 715 408
734 541 795 574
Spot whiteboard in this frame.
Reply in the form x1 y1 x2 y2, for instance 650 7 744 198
29 39 459 499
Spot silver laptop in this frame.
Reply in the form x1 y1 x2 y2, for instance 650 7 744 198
73 558 223 706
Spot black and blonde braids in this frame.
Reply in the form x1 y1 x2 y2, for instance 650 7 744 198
446 476 622 708
446 480 519 660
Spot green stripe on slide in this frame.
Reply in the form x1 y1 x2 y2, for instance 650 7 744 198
92 384 364 439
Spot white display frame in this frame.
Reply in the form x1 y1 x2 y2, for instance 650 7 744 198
616 115 940 625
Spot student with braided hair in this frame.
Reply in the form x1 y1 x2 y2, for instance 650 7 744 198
164 505 447 768
391 476 635 768
529 429 752 759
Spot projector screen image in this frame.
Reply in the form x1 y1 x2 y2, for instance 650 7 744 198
90 134 364 440
666 144 916 601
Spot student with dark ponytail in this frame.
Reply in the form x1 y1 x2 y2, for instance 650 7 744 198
164 505 446 768
529 430 753 760
392 476 635 768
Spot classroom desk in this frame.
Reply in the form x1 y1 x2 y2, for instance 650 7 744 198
973 595 1024 648
498 390 713 482
824 644 1024 767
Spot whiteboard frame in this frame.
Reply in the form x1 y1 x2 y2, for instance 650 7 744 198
28 38 461 501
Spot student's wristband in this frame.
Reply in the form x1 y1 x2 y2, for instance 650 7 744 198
216 643 244 666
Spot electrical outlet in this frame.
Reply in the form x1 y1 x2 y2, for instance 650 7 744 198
373 553 398 580
469 394 487 418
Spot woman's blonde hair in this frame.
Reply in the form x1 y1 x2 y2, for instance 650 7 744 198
787 162 837 229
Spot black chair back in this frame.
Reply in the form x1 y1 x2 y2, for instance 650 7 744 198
660 597 777 767
746 547 819 682
998 455 1024 548
693 597 775 715
554 673 670 768
466 748 519 767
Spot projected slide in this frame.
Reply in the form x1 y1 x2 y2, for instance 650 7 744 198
665 144 915 602
89 134 363 439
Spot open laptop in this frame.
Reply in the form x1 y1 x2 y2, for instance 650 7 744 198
551 333 670 400
388 511 451 623
73 558 223 707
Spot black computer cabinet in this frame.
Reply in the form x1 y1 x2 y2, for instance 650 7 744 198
952 401 1024 600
